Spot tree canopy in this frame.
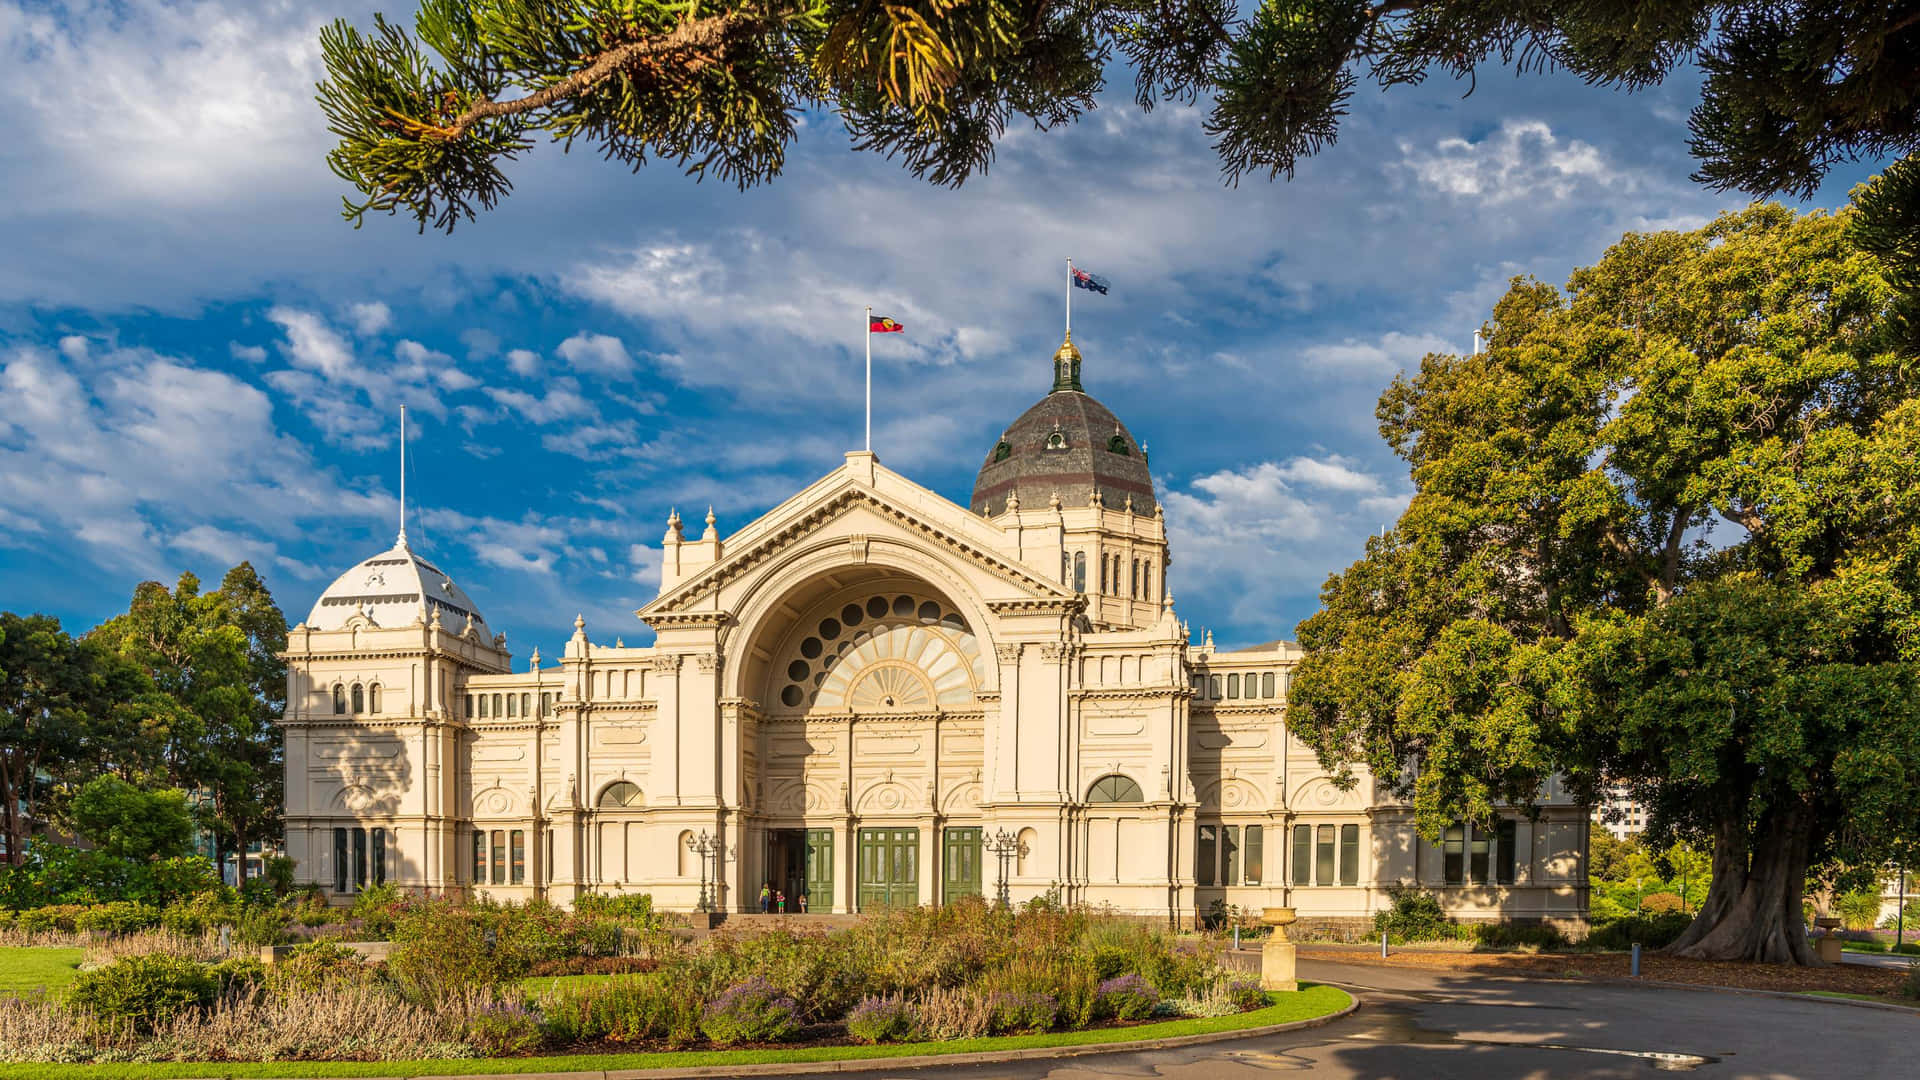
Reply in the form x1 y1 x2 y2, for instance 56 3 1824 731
317 1 1920 233
1290 198 1920 963
69 776 197 864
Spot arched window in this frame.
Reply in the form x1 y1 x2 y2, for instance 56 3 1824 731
1087 774 1144 804
492 693 503 718
598 781 643 808
678 829 696 876
368 684 381 713
1144 565 1152 601
1262 672 1277 698
351 683 364 713
1099 553 1108 594
506 693 517 718
1073 551 1087 593
332 685 346 714
1062 551 1071 584
1016 827 1038 877
1131 559 1139 597
1227 673 1240 698
993 440 1012 462
1045 430 1067 450
479 695 490 719
522 692 532 716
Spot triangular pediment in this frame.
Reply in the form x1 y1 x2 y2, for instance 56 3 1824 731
641 454 1073 617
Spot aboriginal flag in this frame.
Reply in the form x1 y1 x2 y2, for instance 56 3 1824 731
869 315 905 333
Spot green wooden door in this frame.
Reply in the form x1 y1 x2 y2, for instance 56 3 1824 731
943 827 983 901
858 827 919 911
804 829 834 910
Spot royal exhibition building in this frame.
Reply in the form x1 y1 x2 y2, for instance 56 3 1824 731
278 337 1590 930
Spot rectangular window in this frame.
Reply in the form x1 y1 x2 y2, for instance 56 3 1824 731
1315 825 1335 885
1469 824 1490 885
1496 819 1518 885
351 827 368 889
465 694 474 718
522 692 532 716
478 695 489 718
1222 825 1241 886
1099 554 1107 593
473 830 487 885
1291 825 1312 885
492 693 503 717
1244 825 1263 884
506 693 517 718
1262 672 1277 698
371 828 387 886
491 830 506 887
333 828 349 892
510 830 526 884
1196 825 1217 887
1210 675 1223 698
1443 825 1466 885
1339 824 1359 886
1227 673 1240 698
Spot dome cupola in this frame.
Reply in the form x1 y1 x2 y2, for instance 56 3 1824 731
971 333 1154 516
306 536 490 634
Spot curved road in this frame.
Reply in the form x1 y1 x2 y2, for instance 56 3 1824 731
885 958 1915 1079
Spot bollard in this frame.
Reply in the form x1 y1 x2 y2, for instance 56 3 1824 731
1381 930 1389 958
1631 943 1641 977
1233 925 1240 950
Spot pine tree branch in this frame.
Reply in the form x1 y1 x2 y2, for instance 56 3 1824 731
416 12 757 142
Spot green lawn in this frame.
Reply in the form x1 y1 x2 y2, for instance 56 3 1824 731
0 984 1351 1079
0 947 85 998
1801 990 1919 1008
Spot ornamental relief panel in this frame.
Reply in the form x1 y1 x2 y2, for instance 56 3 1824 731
328 783 401 815
1197 776 1267 813
855 780 918 815
1290 776 1363 812
471 785 522 818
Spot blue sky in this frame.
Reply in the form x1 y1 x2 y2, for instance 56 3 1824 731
0 2 1885 661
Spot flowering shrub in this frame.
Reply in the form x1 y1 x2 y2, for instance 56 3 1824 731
1224 978 1268 1012
465 1001 544 1055
844 994 917 1044
698 977 801 1046
68 954 217 1035
987 990 1056 1034
1097 974 1159 1021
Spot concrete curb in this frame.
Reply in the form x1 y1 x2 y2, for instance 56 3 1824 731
195 995 1361 1080
1595 975 1920 1016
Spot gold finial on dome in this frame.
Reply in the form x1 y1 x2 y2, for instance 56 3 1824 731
1051 332 1083 392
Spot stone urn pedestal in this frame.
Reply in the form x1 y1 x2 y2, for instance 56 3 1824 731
1814 916 1845 964
1259 906 1299 992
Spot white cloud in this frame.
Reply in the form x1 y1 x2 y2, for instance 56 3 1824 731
1300 331 1457 378
506 349 542 377
264 309 476 448
1399 120 1619 204
485 382 595 425
555 332 635 378
349 301 393 336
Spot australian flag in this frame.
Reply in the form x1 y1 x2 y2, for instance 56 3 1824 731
1072 267 1110 294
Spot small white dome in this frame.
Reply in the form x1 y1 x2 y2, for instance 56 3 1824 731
306 537 490 634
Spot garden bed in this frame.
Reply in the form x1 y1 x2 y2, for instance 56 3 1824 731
0 985 1349 1079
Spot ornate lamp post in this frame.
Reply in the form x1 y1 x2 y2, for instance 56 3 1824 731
685 830 721 912
985 828 1021 908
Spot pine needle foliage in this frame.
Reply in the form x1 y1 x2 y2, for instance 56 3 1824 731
318 1 1920 233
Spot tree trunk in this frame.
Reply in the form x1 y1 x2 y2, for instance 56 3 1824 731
234 829 249 885
0 760 20 867
1666 799 1818 964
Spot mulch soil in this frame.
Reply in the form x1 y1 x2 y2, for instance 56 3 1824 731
1297 946 1916 1003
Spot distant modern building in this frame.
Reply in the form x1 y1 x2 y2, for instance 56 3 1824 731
278 334 1590 929
1592 781 1647 841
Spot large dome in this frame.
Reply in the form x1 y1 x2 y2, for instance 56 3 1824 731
305 536 490 634
970 335 1155 516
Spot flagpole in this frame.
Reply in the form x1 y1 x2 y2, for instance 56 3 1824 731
1065 257 1073 337
864 305 872 452
398 404 408 548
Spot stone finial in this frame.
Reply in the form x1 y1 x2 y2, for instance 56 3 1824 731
530 647 541 669
702 506 717 540
1123 493 1134 513
573 613 587 637
1006 489 1020 512
1049 491 1062 510
1154 503 1165 519
1204 628 1214 648
615 637 625 648
665 507 684 542
429 605 443 629
1090 487 1103 508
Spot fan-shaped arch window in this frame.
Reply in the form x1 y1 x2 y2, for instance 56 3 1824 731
1107 433 1130 454
368 684 381 713
1087 774 1144 804
598 781 643 808
993 440 1012 462
332 685 346 714
351 683 365 713
1045 430 1067 450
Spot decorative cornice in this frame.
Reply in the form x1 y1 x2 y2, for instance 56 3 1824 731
758 709 986 725
646 488 1071 615
987 597 1085 616
648 655 684 674
641 610 733 630
1072 686 1183 701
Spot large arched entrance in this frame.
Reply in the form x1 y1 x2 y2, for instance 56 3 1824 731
733 566 991 912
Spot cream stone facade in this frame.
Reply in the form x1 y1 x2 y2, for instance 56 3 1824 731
279 339 1589 927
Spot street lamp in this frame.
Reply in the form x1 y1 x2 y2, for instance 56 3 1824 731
985 828 1022 909
685 830 721 912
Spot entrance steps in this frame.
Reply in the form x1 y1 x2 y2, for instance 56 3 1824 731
699 912 865 937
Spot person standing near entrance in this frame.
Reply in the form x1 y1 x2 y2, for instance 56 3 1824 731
776 890 787 913
798 891 808 914
759 883 771 913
